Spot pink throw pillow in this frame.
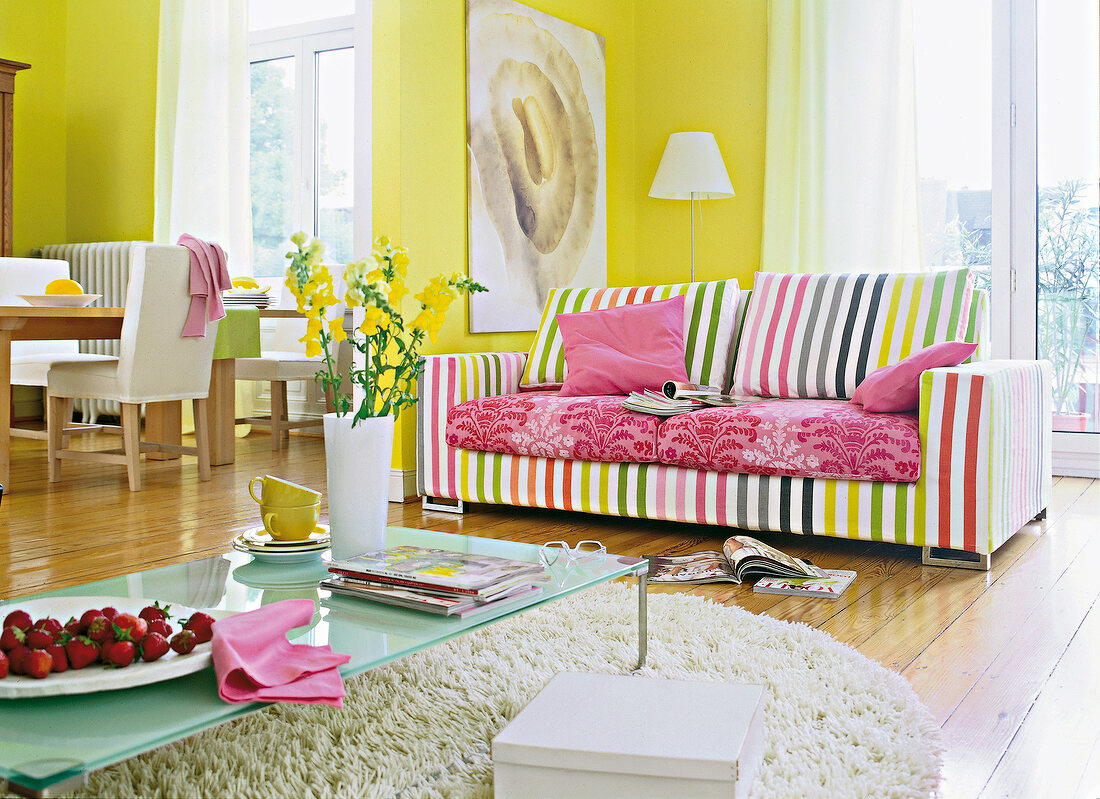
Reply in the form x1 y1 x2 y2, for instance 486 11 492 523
556 296 689 397
851 341 978 412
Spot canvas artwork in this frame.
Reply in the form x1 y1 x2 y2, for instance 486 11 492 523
466 0 607 333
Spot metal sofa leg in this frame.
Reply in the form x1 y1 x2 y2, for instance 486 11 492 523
922 546 991 571
422 496 466 514
1033 508 1048 521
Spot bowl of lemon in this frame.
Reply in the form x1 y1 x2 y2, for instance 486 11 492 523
19 279 102 307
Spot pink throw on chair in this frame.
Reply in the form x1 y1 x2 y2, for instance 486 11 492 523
177 233 231 337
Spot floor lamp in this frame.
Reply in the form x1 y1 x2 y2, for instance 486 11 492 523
648 132 735 282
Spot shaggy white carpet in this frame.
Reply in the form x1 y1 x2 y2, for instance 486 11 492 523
37 582 940 798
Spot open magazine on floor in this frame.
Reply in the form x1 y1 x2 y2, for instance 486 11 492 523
622 386 774 417
646 535 829 584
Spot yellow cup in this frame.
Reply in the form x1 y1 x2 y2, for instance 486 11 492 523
248 475 322 507
261 502 321 541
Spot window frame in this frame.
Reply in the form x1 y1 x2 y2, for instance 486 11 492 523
249 15 355 272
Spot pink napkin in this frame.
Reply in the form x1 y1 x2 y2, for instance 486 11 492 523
211 599 351 707
177 233 231 337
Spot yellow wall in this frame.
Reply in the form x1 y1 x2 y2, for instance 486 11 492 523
3 0 768 472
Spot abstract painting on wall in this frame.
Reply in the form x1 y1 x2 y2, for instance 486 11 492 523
466 0 607 332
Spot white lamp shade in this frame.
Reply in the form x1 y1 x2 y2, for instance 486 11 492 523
648 132 735 200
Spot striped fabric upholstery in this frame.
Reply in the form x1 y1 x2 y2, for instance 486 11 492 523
732 269 974 399
520 280 740 390
418 353 1050 556
964 289 991 362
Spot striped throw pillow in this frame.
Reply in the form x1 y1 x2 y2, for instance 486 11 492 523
520 279 740 390
731 269 974 399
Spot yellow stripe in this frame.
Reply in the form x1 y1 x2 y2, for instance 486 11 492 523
823 480 838 535
597 462 611 514
847 482 862 540
900 277 924 360
877 278 906 367
520 289 560 385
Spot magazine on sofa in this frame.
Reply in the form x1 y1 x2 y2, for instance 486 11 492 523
646 535 828 584
752 570 856 599
622 388 772 416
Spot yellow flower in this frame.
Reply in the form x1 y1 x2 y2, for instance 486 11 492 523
291 231 307 246
327 315 347 343
303 338 322 358
388 279 408 305
374 235 390 248
359 305 386 336
409 309 432 331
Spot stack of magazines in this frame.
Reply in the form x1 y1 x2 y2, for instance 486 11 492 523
321 545 548 617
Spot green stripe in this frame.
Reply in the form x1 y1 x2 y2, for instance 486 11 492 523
636 464 649 518
870 481 884 541
943 270 968 340
616 465 630 515
877 277 905 368
894 483 909 543
683 284 706 381
696 281 727 385
473 451 487 503
921 271 948 346
490 455 503 504
534 290 572 384
913 372 933 547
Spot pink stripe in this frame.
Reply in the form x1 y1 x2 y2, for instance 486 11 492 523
775 275 809 396
675 468 689 522
432 360 445 495
735 273 774 394
758 275 792 396
716 474 729 526
695 472 707 523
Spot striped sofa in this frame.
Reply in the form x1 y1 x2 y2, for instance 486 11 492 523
418 272 1052 570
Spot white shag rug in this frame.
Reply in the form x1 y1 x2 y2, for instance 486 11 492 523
35 583 940 799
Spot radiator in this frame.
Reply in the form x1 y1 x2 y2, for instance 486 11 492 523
39 241 144 422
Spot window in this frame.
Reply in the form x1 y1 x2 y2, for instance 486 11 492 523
249 7 355 277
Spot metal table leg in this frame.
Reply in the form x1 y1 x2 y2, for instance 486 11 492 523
635 572 648 671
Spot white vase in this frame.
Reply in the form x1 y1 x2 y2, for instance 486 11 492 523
323 413 395 560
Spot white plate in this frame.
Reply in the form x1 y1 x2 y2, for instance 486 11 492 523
242 525 329 549
0 596 231 699
18 294 102 308
232 542 328 564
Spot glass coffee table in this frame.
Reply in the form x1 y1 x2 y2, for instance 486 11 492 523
0 527 648 797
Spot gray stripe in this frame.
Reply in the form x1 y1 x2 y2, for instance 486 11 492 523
757 476 770 529
816 276 847 396
796 278 829 397
736 473 750 529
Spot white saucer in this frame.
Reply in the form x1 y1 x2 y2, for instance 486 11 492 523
19 294 102 307
242 525 329 549
232 541 328 564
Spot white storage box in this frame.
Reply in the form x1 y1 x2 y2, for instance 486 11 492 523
492 672 766 799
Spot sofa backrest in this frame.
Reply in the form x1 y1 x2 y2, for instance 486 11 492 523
731 268 975 399
521 279 741 391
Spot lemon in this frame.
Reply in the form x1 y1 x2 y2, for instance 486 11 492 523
45 278 84 295
231 276 260 290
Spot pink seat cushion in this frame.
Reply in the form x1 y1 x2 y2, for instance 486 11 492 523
657 399 922 483
851 340 978 412
446 391 661 463
556 295 689 397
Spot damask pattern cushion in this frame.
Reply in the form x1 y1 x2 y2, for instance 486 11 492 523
557 296 688 397
520 278 740 391
446 391 661 463
731 269 973 399
656 399 922 483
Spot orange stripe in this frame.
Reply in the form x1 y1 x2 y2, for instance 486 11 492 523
963 377 983 552
543 459 556 509
938 373 959 547
561 460 574 511
526 458 538 507
509 456 521 505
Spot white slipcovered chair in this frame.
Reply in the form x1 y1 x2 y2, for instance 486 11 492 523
47 244 217 491
236 283 343 450
0 256 113 439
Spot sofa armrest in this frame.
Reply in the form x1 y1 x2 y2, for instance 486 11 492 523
416 352 528 498
918 359 1052 554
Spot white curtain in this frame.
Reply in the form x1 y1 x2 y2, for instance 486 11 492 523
761 0 923 274
154 0 251 270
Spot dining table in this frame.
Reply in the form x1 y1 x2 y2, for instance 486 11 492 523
0 305 301 491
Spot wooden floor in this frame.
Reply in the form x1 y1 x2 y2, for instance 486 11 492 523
1 430 1097 799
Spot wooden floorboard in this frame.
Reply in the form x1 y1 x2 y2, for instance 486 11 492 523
0 431 1097 798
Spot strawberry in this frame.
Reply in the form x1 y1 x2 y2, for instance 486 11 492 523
103 640 135 668
183 612 215 644
147 618 173 638
170 629 197 655
140 632 170 662
112 613 147 643
85 615 113 643
63 617 82 637
0 650 7 679
2 610 32 631
79 608 105 631
1 624 25 651
7 644 30 674
33 617 62 636
23 649 52 679
100 606 119 622
65 636 99 670
45 643 68 673
24 628 55 650
139 602 171 623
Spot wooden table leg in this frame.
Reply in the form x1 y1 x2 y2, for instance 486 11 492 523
1 330 11 490
207 359 236 466
145 401 182 460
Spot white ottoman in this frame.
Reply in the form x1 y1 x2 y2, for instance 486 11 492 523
492 672 766 799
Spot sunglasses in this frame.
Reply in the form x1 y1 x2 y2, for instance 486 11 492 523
539 540 607 568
